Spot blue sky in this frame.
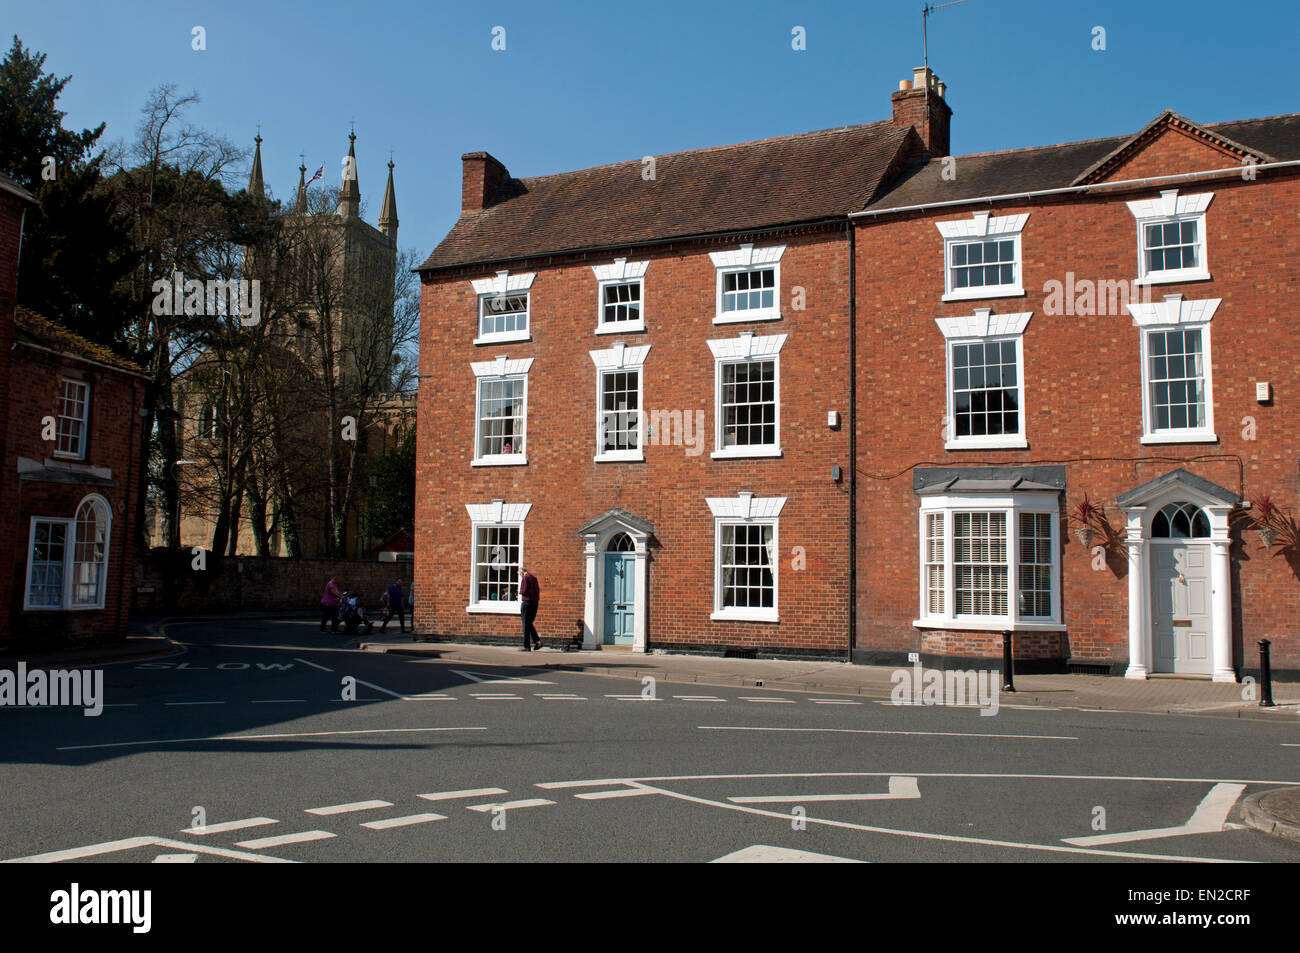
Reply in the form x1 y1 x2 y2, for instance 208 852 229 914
9 0 1299 260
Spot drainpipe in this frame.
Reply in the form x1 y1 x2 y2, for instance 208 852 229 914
846 220 856 664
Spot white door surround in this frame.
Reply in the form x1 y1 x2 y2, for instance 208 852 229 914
1117 469 1238 683
578 509 653 652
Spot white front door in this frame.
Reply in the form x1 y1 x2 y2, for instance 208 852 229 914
1151 543 1212 675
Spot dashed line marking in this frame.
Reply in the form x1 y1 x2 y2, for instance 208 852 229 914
673 696 726 702
292 657 334 672
252 699 305 704
181 817 278 836
739 697 796 704
164 701 226 707
305 800 393 816
469 693 523 700
605 694 661 701
465 799 556 812
811 699 862 705
418 787 508 802
235 830 336 850
699 726 1076 741
361 813 447 830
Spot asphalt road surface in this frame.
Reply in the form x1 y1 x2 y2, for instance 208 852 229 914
2 620 1298 864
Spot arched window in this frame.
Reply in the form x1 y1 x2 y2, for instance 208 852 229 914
608 532 634 552
1151 501 1210 539
199 404 216 440
71 496 110 608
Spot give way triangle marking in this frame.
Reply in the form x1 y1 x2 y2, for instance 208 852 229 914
1061 782 1246 847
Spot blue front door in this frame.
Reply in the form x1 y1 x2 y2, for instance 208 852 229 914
603 553 635 645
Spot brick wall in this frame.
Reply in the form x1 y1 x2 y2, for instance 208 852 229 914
0 193 22 626
133 551 407 614
854 162 1300 671
416 226 853 657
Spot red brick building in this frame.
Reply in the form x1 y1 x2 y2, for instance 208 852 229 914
416 70 1300 678
0 172 149 646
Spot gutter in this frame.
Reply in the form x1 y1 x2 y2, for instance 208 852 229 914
12 338 151 381
850 158 1300 219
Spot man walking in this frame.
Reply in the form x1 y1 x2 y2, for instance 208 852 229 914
381 579 407 634
519 567 541 651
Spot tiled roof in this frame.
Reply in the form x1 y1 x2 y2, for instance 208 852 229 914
865 112 1300 212
420 121 913 271
14 306 148 377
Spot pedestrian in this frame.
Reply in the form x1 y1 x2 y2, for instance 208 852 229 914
381 579 407 634
519 567 541 651
320 576 342 632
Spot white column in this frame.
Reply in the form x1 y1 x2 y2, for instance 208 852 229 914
1124 507 1149 679
1207 504 1235 682
633 536 649 653
582 538 598 649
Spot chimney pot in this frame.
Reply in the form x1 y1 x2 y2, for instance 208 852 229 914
899 79 912 91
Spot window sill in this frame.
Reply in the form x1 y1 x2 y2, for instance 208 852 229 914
1134 271 1211 286
467 602 520 615
594 451 645 463
941 287 1025 303
713 310 782 325
1140 432 1217 445
711 609 779 623
473 331 531 346
22 604 106 613
595 322 646 335
711 446 782 460
913 619 1066 632
945 437 1027 451
472 455 528 467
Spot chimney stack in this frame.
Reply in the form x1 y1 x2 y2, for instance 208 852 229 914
461 151 510 215
891 66 952 159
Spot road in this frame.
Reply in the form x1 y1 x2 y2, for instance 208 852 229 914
2 619 1298 864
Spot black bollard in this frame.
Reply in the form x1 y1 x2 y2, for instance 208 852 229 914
1258 639 1275 708
1001 630 1016 693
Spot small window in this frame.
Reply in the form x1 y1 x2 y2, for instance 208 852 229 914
55 379 89 459
938 213 1027 301
601 281 641 326
950 239 1017 293
478 293 529 339
1151 502 1210 538
26 519 69 608
722 269 775 314
199 405 216 441
710 244 784 324
1128 191 1212 284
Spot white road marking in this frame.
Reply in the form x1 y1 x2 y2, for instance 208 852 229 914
605 694 661 701
5 836 294 864
631 782 1244 864
712 845 864 863
1062 783 1247 846
305 800 393 816
153 853 197 863
470 693 523 700
700 726 1075 741
292 657 335 672
810 699 861 705
405 694 454 700
57 726 487 751
418 787 508 802
252 699 305 704
574 788 659 800
181 817 278 836
739 697 796 703
236 830 336 850
103 703 138 708
538 770 1300 787
165 701 226 706
361 813 447 830
730 776 921 803
673 696 726 702
451 669 555 685
465 799 556 812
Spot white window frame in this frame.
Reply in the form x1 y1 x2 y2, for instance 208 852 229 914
22 493 112 612
53 377 90 460
465 500 531 615
916 491 1062 631
1127 189 1212 285
1128 294 1219 444
937 212 1028 302
471 356 533 466
936 309 1031 450
706 493 785 623
593 258 648 335
471 270 536 345
710 243 785 324
707 332 786 459
590 342 650 462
